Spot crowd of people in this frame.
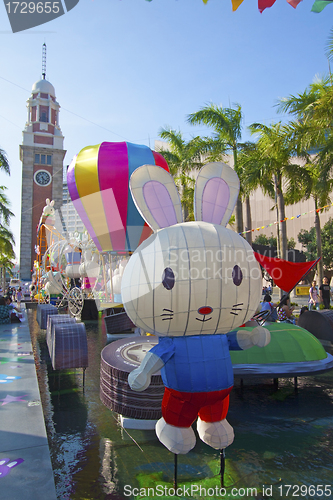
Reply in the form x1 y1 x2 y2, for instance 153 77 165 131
259 276 333 325
0 287 23 324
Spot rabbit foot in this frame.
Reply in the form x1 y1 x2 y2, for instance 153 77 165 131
197 418 234 450
155 417 196 454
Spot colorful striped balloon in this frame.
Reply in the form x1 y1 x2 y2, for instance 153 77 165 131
67 142 169 252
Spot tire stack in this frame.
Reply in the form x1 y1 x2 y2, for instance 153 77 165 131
100 337 165 420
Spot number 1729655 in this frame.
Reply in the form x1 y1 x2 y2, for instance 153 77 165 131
5 2 60 14
278 484 332 497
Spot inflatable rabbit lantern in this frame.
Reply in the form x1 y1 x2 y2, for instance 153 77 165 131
121 163 270 455
42 198 55 217
37 199 55 239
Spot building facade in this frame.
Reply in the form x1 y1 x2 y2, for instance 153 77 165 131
19 76 66 280
60 166 86 238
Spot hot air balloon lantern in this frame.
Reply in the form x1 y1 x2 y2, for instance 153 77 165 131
67 142 169 254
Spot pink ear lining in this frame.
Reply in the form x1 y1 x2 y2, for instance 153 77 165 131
202 177 230 224
143 180 178 228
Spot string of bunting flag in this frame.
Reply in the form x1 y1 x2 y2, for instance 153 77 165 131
239 201 333 235
228 0 333 12
199 0 333 13
144 0 333 13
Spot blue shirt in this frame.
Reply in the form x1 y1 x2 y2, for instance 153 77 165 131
150 332 242 393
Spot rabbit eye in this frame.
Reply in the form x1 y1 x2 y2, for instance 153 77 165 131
232 265 243 286
162 267 175 290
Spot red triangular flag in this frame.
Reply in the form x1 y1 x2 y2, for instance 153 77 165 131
286 0 302 8
254 252 320 293
258 0 277 12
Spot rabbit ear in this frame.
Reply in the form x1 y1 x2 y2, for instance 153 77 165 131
50 200 55 207
130 164 183 231
194 162 240 227
45 198 50 205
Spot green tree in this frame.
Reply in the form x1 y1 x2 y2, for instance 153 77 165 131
187 103 244 233
254 233 277 248
0 224 15 292
158 128 207 221
277 78 333 284
298 219 333 270
249 122 304 261
0 148 15 289
237 141 274 246
0 148 10 174
253 233 295 249
298 227 317 262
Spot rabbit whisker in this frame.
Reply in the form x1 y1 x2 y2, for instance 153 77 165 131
231 308 242 311
161 313 174 317
233 303 244 307
230 312 238 316
162 317 173 321
163 308 174 313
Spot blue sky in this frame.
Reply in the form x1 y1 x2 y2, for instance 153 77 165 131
0 0 332 260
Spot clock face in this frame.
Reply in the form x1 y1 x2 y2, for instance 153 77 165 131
34 170 51 187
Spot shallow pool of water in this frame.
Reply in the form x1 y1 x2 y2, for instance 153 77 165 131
28 311 333 500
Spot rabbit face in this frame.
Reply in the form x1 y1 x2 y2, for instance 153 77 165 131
121 221 261 336
42 198 55 217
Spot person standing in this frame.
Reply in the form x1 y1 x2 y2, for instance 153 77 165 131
319 277 332 310
16 287 22 306
309 280 319 311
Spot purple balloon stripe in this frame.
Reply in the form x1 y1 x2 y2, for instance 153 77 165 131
98 142 129 251
67 156 79 201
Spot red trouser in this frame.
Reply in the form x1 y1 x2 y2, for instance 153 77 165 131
161 386 232 427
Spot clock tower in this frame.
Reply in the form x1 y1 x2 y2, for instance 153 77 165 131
19 45 66 280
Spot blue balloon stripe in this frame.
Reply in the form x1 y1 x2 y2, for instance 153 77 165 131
125 142 155 251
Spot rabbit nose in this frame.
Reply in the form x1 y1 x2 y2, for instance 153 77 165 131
198 306 213 315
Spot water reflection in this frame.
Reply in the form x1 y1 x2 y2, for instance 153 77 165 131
28 311 333 500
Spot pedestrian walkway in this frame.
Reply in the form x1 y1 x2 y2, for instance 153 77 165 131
0 306 57 500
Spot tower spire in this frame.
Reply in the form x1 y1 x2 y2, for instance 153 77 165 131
42 43 46 80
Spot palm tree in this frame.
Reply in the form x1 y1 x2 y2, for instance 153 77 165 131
248 122 305 262
0 149 15 290
0 186 15 227
237 142 275 246
0 225 15 292
0 148 10 175
158 128 208 221
277 80 333 283
187 103 244 233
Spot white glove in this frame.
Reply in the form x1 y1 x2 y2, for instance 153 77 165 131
251 326 271 347
128 368 150 392
236 326 271 350
128 351 165 392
